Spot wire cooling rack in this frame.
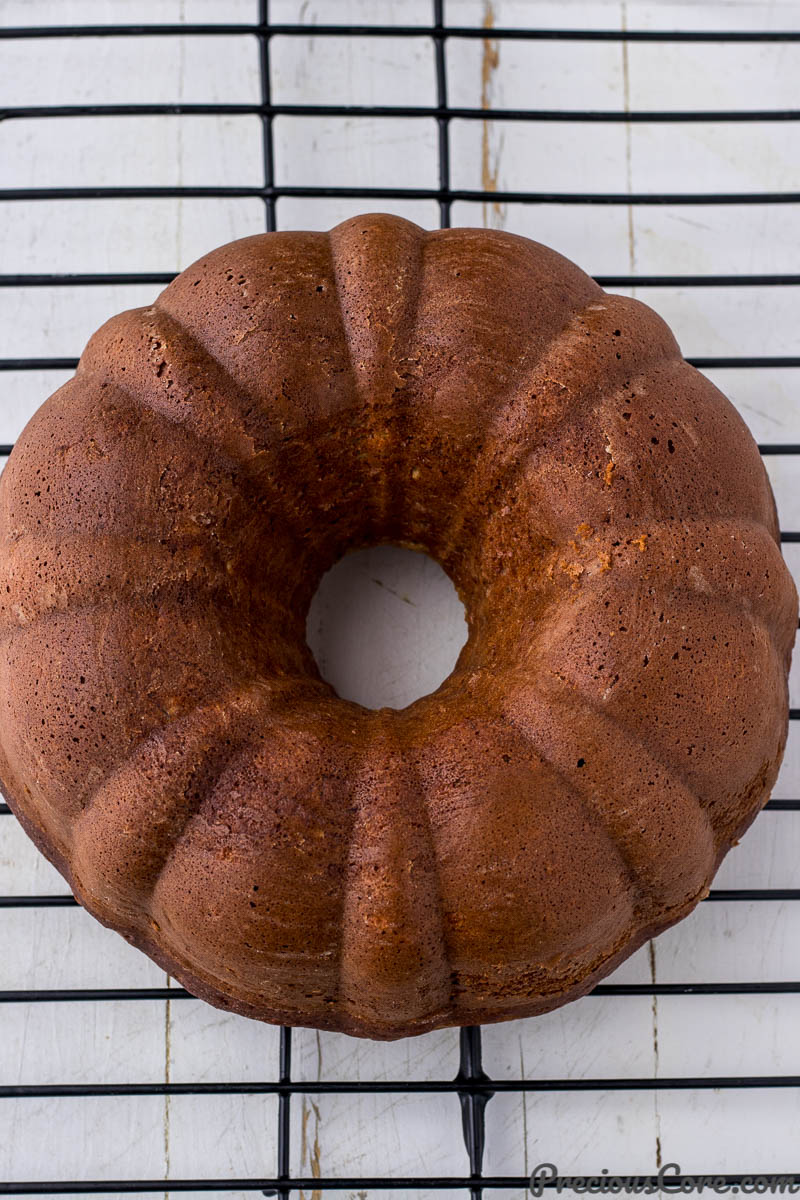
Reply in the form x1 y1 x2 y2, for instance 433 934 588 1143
2 0 800 1194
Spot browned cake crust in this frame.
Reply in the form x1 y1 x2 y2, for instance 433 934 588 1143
0 214 796 1039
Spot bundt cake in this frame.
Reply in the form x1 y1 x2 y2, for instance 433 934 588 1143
0 214 795 1040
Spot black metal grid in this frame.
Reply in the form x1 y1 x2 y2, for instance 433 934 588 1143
1 3 800 1194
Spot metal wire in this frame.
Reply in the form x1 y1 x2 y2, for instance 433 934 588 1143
5 184 800 202
8 102 800 120
2 4 800 1196
3 1175 783 1196
2 23 800 40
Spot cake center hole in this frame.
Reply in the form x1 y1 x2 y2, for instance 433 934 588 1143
306 545 468 711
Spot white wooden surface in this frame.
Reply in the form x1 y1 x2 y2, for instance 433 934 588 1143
2 0 800 1194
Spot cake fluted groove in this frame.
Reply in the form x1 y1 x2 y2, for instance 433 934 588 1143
544 515 797 657
502 674 718 915
376 230 600 559
409 705 643 1015
441 293 683 558
532 555 788 834
546 633 762 840
76 321 322 607
68 677 308 925
81 305 270 463
0 532 297 636
144 693 364 1024
78 672 305 825
79 304 316 549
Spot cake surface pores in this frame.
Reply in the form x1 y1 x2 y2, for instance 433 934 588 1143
0 214 796 1039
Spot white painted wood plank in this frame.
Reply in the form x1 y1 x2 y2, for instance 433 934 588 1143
2 0 800 1191
462 201 800 275
271 32 437 105
614 287 800 360
484 1087 660 1179
0 198 267 272
0 28 260 107
446 35 625 110
449 30 800 112
0 370 76 447
1 1000 166 1086
455 0 800 35
450 119 631 192
165 1093 278 1182
0 907 167 990
452 0 625 33
288 1087 467 1181
279 193 441 229
270 0 433 25
773 721 800 797
698 369 800 443
482 996 658 1080
625 0 800 33
715 813 800 890
274 114 439 187
0 116 264 188
168 1000 282 1083
453 118 800 195
287 1025 464 1185
0 815 73 894
657 992 800 1076
0 0 258 27
291 1024 460 1080
654 902 800 983
655 1088 800 1175
631 207 800 274
0 1096 166 1188
764 455 800 527
628 41 800 109
0 286 161 360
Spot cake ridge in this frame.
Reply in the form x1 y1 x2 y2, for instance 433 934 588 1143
70 677 307 919
541 649 768 841
351 220 599 559
0 538 269 636
154 229 359 442
81 305 319 556
110 303 291 472
542 515 793 652
503 675 717 917
505 703 661 923
441 295 683 560
337 712 453 1031
327 214 427 534
76 345 322 585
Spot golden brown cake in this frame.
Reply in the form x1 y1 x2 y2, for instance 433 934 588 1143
0 214 795 1039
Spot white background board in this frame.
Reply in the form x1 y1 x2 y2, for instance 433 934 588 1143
2 0 800 1195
